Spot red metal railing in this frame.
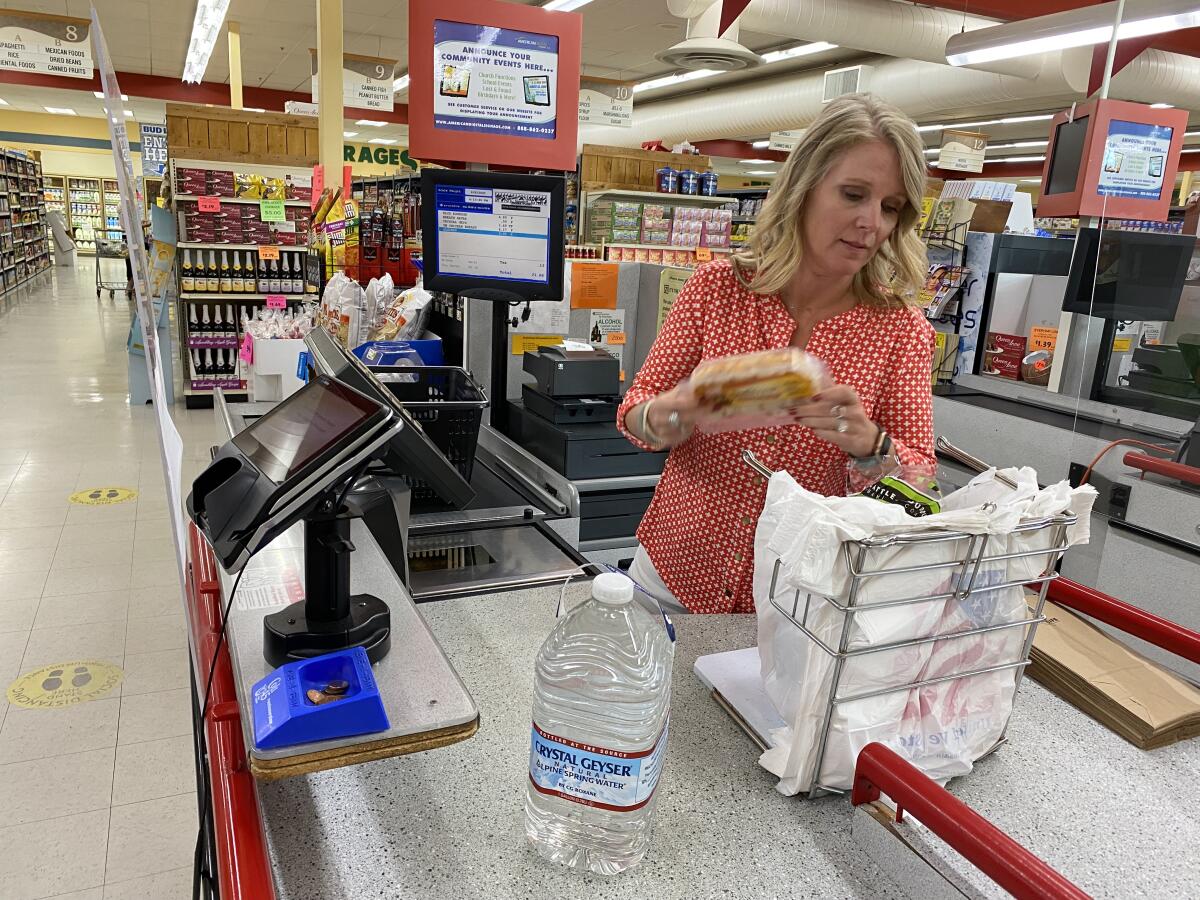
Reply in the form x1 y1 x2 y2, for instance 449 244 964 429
1046 576 1200 665
1123 451 1200 488
187 524 277 900
851 744 1092 900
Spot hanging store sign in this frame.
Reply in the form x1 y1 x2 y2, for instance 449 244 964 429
311 51 398 112
579 77 633 128
139 123 167 177
342 143 417 169
938 130 987 173
768 130 805 152
0 10 92 79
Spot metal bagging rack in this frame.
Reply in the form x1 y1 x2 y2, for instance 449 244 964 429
744 450 1076 799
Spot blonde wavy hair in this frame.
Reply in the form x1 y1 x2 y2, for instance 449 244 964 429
732 93 928 309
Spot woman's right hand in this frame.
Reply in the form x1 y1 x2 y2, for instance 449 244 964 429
632 383 704 449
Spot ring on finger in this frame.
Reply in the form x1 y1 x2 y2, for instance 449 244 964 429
667 410 681 430
830 404 845 417
835 418 849 434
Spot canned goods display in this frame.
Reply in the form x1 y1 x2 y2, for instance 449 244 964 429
677 169 699 195
656 166 678 193
699 171 719 197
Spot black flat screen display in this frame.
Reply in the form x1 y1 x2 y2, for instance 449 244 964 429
232 376 385 484
1062 227 1194 321
1046 115 1090 195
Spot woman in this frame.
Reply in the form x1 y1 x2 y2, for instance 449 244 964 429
617 93 936 615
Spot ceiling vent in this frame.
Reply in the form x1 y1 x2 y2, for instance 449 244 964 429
823 65 874 102
656 36 764 72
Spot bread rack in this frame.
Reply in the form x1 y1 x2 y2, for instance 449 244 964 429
742 448 1076 798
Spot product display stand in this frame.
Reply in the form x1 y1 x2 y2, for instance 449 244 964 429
0 149 51 295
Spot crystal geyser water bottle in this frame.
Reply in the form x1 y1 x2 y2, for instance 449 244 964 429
525 572 674 875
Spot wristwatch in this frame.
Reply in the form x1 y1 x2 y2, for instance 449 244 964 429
851 427 893 465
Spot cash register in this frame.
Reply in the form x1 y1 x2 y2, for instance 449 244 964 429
510 343 667 479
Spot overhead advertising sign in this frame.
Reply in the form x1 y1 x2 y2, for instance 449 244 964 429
139 122 167 177
432 20 559 140
578 77 633 128
1097 119 1174 201
408 0 582 170
768 130 805 152
311 51 397 112
938 130 987 173
0 10 92 78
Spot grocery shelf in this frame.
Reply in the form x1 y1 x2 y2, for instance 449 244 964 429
179 292 308 301
179 241 308 250
176 194 310 207
582 187 737 206
603 241 732 252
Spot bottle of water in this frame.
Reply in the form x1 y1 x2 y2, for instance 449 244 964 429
525 572 674 875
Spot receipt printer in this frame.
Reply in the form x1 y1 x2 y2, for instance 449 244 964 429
523 346 620 398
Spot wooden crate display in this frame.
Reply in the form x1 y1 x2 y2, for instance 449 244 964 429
165 104 319 167
580 144 711 192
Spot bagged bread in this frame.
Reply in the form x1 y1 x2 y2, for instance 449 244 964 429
689 348 829 434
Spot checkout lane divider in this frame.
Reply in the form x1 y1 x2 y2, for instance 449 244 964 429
850 743 1091 900
186 523 278 900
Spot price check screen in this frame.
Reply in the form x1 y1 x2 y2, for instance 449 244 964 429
434 185 551 284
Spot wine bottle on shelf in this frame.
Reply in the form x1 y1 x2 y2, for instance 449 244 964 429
204 349 216 377
181 249 195 292
190 349 204 377
198 304 211 335
212 303 224 336
225 304 236 337
257 252 269 293
206 250 219 292
268 258 281 294
292 253 304 294
280 254 292 294
223 349 236 375
230 250 242 293
188 304 199 335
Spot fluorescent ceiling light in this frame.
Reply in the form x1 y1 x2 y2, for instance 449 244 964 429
343 131 359 138
44 107 76 115
745 169 777 175
751 139 770 149
916 114 1054 133
368 138 398 145
992 155 1046 163
738 158 776 165
243 107 266 112
182 0 231 83
1151 102 1174 108
633 69 720 94
946 0 1200 66
542 0 595 10
987 139 1049 150
356 119 387 126
0 98 8 106
94 91 129 101
123 110 134 117
924 147 939 155
393 74 410 92
1183 147 1200 153
1021 178 1043 182
761 42 837 64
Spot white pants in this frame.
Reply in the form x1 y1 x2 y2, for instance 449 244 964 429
628 546 691 616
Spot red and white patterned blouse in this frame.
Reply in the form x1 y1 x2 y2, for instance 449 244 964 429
617 260 936 614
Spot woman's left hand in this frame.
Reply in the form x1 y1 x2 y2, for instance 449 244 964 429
787 385 880 458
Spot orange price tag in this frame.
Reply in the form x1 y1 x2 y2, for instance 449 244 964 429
607 332 626 345
197 195 221 212
258 245 280 260
694 247 713 262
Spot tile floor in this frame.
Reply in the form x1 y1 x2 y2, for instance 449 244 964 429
0 265 217 899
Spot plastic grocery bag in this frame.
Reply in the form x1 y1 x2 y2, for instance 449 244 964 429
753 467 1093 796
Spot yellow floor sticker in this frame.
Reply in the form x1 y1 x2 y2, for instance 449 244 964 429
7 661 124 709
68 487 138 505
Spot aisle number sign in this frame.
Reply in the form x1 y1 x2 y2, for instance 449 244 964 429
578 78 633 128
0 10 93 79
311 50 397 112
938 130 988 173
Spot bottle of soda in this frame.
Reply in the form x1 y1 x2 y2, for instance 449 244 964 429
525 572 674 875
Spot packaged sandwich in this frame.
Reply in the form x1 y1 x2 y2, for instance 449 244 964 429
688 347 830 433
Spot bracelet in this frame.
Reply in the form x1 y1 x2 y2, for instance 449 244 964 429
641 400 664 448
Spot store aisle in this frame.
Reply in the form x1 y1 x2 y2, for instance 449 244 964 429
0 265 214 899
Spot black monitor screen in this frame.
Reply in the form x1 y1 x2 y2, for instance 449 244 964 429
1062 227 1194 321
233 377 384 484
1046 115 1090 195
421 168 565 301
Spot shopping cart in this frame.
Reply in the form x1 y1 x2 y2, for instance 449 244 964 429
744 448 1076 799
95 227 128 299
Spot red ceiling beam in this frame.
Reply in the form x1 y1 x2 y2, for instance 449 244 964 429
0 69 409 124
691 139 787 162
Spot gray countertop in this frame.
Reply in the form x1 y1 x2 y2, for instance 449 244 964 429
257 583 1200 899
